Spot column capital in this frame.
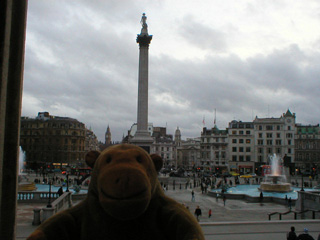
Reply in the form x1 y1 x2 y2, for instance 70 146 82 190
137 34 152 47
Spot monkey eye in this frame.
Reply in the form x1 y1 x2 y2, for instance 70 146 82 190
136 156 143 163
106 156 112 163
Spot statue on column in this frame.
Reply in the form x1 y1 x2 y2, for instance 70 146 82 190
140 13 148 34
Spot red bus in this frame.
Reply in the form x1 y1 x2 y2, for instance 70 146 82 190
261 165 283 176
261 165 271 177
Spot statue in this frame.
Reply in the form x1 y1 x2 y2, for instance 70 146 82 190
140 13 148 34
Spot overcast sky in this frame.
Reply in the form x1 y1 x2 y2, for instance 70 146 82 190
22 0 320 142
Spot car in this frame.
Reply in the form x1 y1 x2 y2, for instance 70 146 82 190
160 168 172 174
169 168 185 177
169 171 185 177
230 171 240 176
302 171 311 176
222 172 232 177
240 173 256 178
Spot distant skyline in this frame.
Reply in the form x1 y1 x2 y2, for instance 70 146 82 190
22 0 320 142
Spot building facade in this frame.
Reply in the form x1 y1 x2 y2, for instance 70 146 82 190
85 128 100 152
295 124 320 174
20 112 95 169
176 137 201 170
253 110 296 174
124 110 319 175
200 127 228 173
227 121 255 175
151 127 176 168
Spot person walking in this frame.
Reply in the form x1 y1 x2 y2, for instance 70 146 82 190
208 209 212 218
297 228 314 240
194 206 202 222
287 226 297 240
260 191 264 206
223 194 226 206
288 197 292 211
191 190 195 202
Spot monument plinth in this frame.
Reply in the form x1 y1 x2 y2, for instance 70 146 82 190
131 13 154 152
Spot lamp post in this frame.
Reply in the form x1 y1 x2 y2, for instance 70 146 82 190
300 173 304 191
47 178 52 208
66 174 70 192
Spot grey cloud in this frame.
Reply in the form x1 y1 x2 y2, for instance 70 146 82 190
23 1 320 142
178 15 227 52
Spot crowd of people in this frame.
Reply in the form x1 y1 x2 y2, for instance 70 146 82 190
287 226 319 240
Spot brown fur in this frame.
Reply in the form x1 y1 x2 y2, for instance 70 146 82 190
27 144 204 240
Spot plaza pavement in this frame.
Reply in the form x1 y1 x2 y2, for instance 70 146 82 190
16 185 320 239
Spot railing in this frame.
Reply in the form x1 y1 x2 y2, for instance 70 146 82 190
42 192 72 222
17 191 87 225
18 191 60 203
268 209 320 220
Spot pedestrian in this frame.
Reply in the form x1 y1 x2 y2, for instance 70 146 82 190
223 194 226 206
57 186 63 197
191 190 195 202
208 209 212 218
297 228 314 240
259 192 264 205
288 197 292 211
287 226 297 240
194 206 202 222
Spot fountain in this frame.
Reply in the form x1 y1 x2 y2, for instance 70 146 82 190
259 154 292 192
18 147 37 191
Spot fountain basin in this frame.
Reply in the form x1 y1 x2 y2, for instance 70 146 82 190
259 174 292 192
18 182 37 191
259 182 292 192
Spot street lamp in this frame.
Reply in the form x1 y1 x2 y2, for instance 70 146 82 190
66 173 70 192
47 178 52 208
300 173 304 191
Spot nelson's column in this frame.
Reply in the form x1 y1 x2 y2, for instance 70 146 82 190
131 13 154 152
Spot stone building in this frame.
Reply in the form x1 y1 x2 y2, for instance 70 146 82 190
295 124 320 174
20 112 92 169
105 125 112 145
176 137 201 170
85 127 100 152
152 135 176 168
200 126 228 173
253 109 296 174
150 127 176 168
227 120 255 175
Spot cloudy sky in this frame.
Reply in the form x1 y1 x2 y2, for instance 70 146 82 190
22 0 320 142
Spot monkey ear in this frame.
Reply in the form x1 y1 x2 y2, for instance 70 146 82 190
85 151 100 168
150 154 163 172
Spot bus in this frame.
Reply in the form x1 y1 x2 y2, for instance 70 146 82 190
62 167 92 176
261 165 271 177
261 165 283 176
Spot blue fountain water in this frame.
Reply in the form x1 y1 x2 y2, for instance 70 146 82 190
211 184 313 200
35 184 88 194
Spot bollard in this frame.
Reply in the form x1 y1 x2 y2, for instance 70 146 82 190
32 208 41 225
